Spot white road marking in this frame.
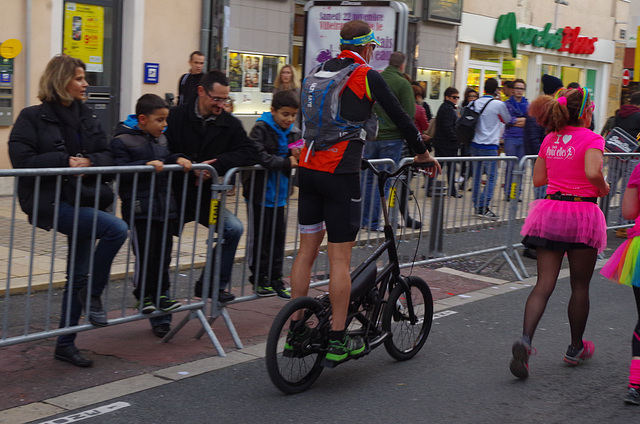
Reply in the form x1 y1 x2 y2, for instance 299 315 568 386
37 402 130 424
433 310 458 319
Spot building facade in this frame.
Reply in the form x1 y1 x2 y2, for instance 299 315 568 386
0 0 631 179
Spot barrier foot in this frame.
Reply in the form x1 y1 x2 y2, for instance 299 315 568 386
160 309 226 356
194 316 218 340
220 307 244 349
474 249 526 282
511 249 529 279
159 310 194 343
195 310 226 357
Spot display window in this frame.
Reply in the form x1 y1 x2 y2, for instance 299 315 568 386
227 51 288 114
415 68 453 114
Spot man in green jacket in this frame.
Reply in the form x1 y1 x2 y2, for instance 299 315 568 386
361 51 421 230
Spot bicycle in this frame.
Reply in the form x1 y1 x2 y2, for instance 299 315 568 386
265 159 434 393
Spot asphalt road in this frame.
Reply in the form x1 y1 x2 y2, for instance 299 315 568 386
34 272 640 424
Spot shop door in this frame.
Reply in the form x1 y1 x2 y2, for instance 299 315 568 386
467 61 500 94
63 0 122 136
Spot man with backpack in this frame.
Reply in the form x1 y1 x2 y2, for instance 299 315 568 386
468 78 511 219
290 19 440 364
361 51 420 231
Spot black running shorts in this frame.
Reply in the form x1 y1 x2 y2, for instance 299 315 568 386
297 167 361 243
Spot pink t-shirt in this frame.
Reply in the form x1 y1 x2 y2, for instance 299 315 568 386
627 163 640 238
538 126 604 197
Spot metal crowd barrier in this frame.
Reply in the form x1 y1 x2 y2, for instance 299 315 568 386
4 153 637 353
0 164 234 356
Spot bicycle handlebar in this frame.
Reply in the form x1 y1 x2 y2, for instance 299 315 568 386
360 159 434 179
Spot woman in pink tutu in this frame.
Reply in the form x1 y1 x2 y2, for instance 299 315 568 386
509 88 610 380
600 163 640 405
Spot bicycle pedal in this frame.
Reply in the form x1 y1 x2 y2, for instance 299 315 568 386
320 357 342 369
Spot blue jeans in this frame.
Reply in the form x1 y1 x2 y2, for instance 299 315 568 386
56 202 128 347
503 137 525 198
361 139 403 229
471 145 498 211
197 208 243 290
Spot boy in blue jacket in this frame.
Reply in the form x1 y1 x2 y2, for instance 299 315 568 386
242 90 301 299
110 94 192 337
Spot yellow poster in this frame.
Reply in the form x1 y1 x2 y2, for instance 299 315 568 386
63 2 104 73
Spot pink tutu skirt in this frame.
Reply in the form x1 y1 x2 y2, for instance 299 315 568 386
520 199 607 253
600 237 640 287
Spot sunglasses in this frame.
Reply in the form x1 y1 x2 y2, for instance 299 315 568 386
451 96 460 99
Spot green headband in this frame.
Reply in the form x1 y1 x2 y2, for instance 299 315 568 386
340 30 381 46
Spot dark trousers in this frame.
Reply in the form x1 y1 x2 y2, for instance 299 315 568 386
247 203 286 284
130 219 175 300
56 203 128 347
427 147 459 196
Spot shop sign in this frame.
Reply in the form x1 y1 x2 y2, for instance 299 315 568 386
494 12 597 58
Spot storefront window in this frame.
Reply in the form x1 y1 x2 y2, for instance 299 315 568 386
470 49 500 63
501 55 528 82
561 66 583 89
227 51 287 115
415 68 453 113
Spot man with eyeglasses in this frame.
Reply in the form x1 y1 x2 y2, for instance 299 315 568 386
166 69 258 303
503 78 528 201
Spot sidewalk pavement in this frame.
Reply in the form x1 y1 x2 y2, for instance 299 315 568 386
1 264 528 422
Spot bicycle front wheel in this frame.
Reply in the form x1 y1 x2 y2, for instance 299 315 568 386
382 276 433 361
265 296 327 394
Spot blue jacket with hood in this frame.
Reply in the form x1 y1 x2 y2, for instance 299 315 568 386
242 111 301 207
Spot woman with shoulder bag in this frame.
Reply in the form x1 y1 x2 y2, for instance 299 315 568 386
8 55 128 367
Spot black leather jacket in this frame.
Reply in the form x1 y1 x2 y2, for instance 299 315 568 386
432 100 459 151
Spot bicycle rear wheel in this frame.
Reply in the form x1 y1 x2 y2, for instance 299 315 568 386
265 296 327 394
382 276 433 361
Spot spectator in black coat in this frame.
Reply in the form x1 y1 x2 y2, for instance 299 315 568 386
9 55 128 367
431 87 462 197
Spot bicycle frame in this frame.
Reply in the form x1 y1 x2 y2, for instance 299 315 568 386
314 161 430 344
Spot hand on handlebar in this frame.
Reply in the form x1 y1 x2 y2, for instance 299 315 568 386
413 152 441 177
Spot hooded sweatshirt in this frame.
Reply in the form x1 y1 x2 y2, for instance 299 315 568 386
614 105 640 138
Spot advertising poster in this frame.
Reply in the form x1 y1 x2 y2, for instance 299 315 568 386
228 52 243 92
227 51 288 114
430 72 441 99
63 2 105 73
243 54 261 90
305 3 398 74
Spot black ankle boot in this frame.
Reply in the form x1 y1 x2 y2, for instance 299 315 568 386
54 345 93 367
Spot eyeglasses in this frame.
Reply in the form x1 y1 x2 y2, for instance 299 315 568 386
514 87 525 90
368 43 377 51
205 91 232 104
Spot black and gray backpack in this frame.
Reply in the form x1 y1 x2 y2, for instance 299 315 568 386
301 62 378 153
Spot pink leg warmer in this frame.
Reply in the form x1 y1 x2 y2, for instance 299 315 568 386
629 359 640 388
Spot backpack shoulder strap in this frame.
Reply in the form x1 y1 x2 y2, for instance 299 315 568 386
478 98 494 115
